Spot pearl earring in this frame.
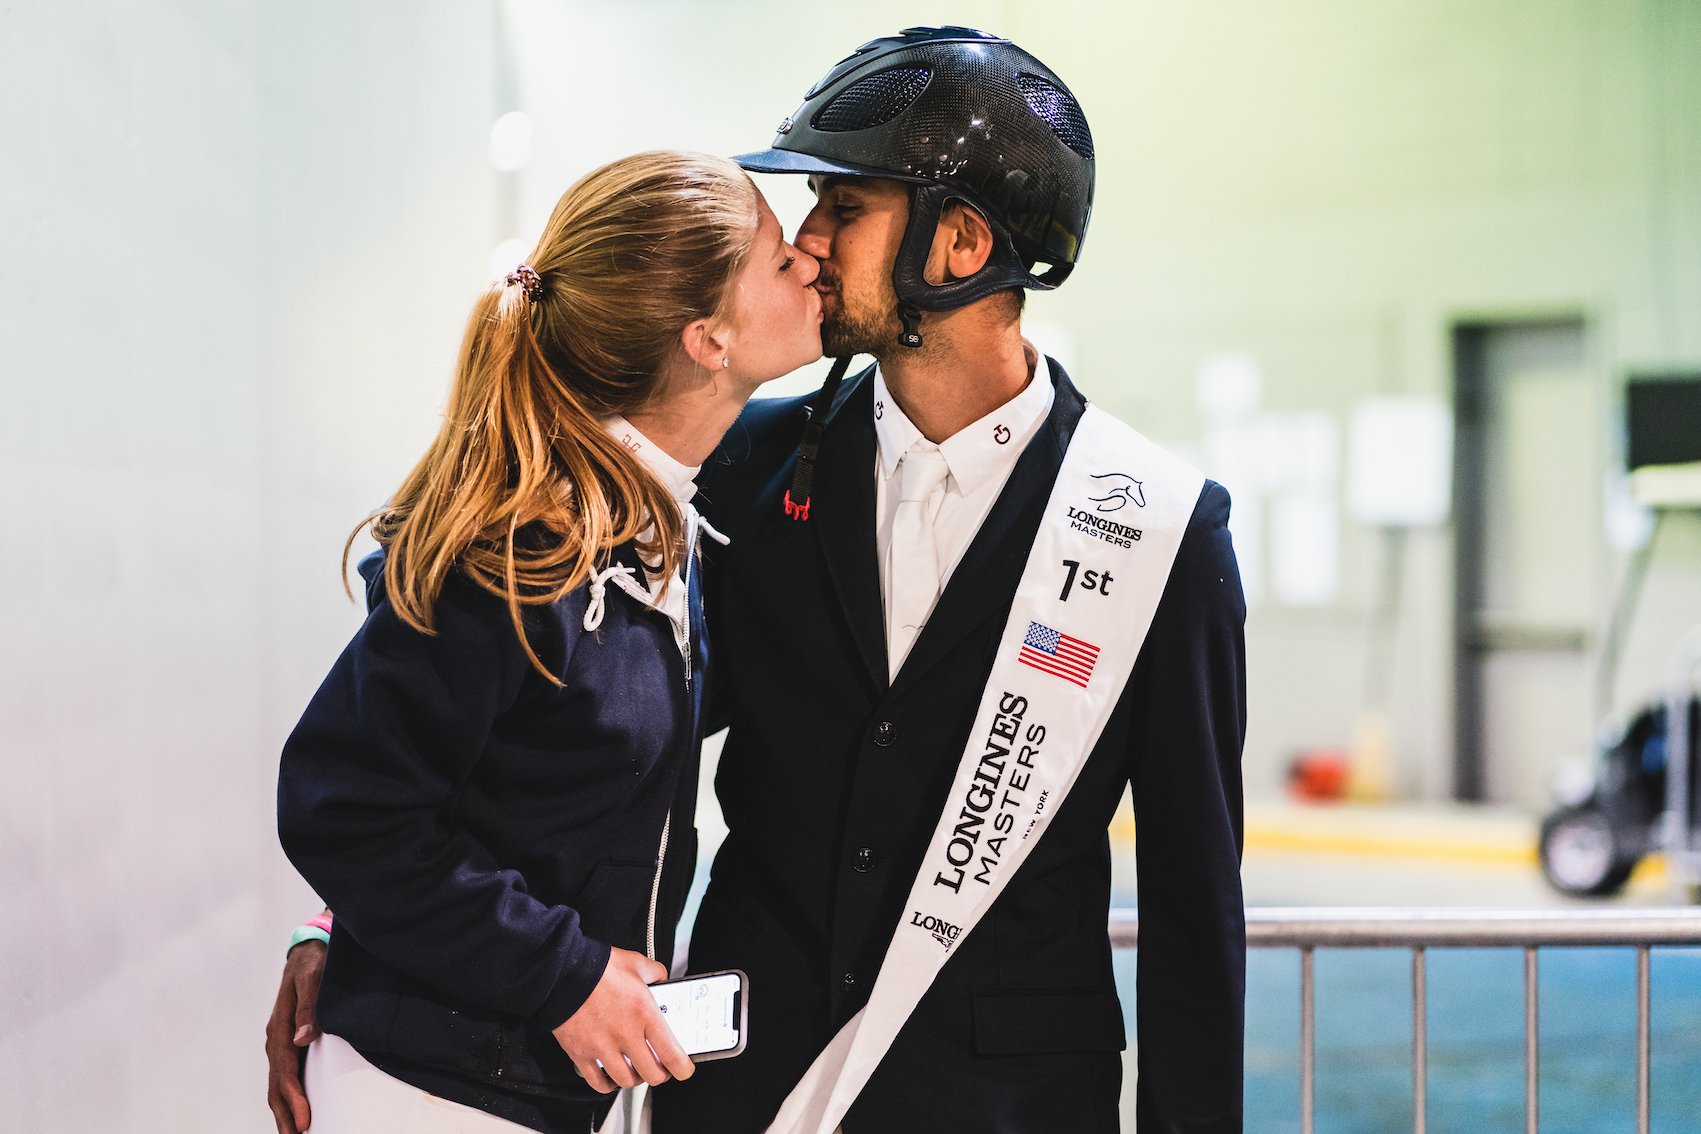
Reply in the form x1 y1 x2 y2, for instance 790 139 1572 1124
721 357 731 369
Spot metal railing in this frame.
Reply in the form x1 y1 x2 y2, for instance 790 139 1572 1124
1108 906 1701 1134
1661 625 1701 890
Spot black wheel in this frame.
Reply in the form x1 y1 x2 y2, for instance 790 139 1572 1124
1539 805 1639 897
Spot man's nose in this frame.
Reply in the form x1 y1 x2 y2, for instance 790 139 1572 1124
794 210 831 260
795 251 821 286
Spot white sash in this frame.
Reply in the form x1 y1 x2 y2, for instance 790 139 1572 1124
764 405 1204 1134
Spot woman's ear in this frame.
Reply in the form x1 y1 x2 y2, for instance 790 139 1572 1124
924 201 995 285
679 318 731 371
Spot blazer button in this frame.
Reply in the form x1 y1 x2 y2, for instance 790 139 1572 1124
873 721 896 747
852 847 875 872
841 972 857 990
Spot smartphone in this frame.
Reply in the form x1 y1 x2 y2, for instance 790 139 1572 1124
650 969 747 1061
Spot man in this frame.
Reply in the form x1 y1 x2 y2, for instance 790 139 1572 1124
267 27 1245 1134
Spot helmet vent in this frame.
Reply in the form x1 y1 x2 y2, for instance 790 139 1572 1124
813 67 932 132
1016 73 1095 159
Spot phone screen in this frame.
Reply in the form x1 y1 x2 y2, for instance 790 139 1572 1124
650 970 745 1059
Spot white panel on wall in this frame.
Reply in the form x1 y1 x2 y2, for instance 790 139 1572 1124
1347 395 1453 527
1272 491 1341 606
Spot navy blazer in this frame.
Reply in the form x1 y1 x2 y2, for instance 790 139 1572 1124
278 546 708 1132
654 363 1246 1133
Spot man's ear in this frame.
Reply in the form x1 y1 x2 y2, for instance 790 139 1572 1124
924 200 995 285
679 318 730 371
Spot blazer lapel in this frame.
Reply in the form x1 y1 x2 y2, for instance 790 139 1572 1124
810 370 890 689
888 363 1088 699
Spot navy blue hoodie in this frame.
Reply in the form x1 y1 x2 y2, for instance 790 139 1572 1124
277 545 707 1132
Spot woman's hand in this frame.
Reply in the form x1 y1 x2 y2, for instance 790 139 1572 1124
551 947 695 1092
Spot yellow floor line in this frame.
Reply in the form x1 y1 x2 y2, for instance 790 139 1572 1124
1244 825 1536 866
1116 812 1670 880
1243 826 1669 881
1634 856 1670 882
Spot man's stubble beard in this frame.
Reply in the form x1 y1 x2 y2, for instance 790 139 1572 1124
821 312 889 358
817 268 901 359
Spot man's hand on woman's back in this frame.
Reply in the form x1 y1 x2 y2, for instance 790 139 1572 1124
265 940 326 1133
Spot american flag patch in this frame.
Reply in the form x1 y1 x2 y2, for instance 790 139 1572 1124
1018 622 1100 688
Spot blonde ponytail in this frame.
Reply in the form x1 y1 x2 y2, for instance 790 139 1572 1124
344 151 759 679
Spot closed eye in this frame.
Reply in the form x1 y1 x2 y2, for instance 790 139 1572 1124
779 254 796 273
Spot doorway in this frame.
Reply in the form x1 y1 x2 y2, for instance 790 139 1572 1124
1453 319 1599 804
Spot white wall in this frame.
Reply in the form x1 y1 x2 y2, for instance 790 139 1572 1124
1 3 497 1128
3 2 1700 1130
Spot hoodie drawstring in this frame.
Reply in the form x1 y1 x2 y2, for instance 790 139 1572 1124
582 564 639 632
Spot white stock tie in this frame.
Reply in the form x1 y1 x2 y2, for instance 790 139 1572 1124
886 445 952 680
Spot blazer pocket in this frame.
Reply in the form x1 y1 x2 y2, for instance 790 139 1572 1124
971 987 1128 1056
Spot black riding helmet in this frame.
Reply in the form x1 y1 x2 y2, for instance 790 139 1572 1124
736 25 1096 327
746 27 1096 520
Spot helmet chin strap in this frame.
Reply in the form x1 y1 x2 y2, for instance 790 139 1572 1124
783 355 854 521
897 302 924 349
888 184 1068 348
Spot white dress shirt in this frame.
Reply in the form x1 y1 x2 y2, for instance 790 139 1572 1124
873 356 1056 672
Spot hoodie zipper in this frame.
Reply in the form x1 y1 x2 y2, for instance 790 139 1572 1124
646 513 701 961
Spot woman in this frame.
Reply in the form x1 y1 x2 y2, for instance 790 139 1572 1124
275 150 821 1134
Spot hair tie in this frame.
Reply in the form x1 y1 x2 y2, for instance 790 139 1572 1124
505 263 544 302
